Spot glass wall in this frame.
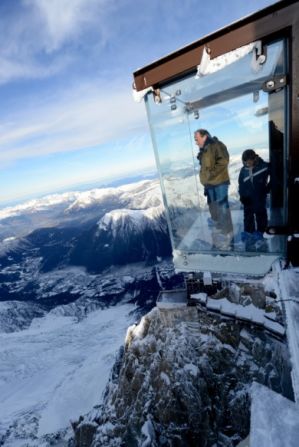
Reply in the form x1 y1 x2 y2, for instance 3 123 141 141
145 39 287 270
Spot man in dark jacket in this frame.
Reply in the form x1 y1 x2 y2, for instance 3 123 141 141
194 129 233 250
238 149 270 242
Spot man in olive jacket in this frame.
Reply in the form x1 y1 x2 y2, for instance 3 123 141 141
194 128 233 250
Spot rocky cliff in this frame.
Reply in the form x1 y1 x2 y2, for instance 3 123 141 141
73 295 293 447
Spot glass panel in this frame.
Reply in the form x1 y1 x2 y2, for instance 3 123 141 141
145 39 287 271
146 94 202 250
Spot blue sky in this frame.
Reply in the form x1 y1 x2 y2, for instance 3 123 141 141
0 0 277 206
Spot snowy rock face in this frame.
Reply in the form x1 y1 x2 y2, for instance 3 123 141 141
0 261 182 318
74 305 293 447
0 301 45 333
77 205 171 272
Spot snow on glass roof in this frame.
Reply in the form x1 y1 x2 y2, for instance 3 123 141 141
133 41 263 102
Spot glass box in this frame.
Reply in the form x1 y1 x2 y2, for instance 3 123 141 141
144 39 288 275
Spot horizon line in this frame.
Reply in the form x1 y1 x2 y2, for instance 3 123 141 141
0 169 158 210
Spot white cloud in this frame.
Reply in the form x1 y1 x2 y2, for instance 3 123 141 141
0 81 148 165
25 0 110 53
0 53 74 85
0 0 113 84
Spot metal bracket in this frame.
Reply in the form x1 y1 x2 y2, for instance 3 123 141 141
262 74 288 93
251 41 267 72
195 46 211 78
153 88 162 104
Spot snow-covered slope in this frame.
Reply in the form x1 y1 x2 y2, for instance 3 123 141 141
0 301 45 333
0 259 182 446
65 180 162 213
98 205 165 237
0 303 135 446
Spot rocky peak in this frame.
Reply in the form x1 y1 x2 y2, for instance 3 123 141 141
73 301 293 447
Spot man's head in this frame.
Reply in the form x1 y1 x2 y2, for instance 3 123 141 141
194 129 210 148
242 149 257 167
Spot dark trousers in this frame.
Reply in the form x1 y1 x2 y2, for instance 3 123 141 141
243 198 267 233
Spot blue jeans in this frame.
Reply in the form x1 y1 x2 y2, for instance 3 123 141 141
205 183 233 235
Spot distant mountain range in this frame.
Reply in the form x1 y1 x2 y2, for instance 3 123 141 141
0 179 171 273
0 178 186 313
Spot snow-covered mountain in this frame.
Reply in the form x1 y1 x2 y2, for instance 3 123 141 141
0 179 173 301
0 179 163 239
1 174 297 447
0 177 184 446
0 160 247 244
